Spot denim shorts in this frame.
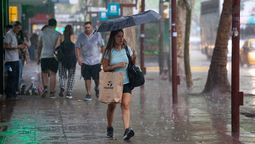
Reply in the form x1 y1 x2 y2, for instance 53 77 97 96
123 83 133 94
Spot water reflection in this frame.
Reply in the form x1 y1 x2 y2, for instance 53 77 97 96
139 86 145 116
171 104 190 142
0 101 39 143
0 101 16 141
205 93 236 143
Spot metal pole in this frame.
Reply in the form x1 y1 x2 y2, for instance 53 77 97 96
171 0 178 104
159 0 164 75
231 0 243 137
140 0 146 73
168 2 172 82
1 0 9 96
0 0 4 96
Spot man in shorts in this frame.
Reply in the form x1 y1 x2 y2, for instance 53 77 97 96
76 21 105 101
38 18 61 98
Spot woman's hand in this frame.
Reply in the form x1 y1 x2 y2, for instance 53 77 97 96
17 44 26 49
116 62 127 68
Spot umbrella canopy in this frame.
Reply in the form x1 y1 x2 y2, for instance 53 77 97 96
97 10 161 32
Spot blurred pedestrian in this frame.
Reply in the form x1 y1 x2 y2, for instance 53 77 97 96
29 33 38 61
4 25 13 34
3 21 26 100
101 29 136 140
17 30 31 90
38 18 61 98
3 25 13 64
75 21 105 101
58 25 77 99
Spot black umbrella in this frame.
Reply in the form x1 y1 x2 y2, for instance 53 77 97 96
97 10 161 32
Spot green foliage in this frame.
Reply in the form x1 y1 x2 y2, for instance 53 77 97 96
144 23 160 47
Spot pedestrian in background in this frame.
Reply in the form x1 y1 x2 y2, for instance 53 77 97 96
17 30 31 91
102 29 136 141
4 25 13 34
58 25 77 99
3 21 26 100
75 21 105 101
29 33 38 61
3 24 13 62
38 18 61 98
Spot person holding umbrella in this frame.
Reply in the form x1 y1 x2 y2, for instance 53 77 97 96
102 29 136 141
98 10 160 141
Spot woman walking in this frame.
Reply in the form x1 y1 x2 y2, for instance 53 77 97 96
102 29 136 141
58 25 77 99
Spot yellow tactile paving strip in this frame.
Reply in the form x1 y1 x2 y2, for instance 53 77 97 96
146 66 209 72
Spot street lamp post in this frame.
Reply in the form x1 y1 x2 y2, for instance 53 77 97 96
159 0 164 75
0 0 9 96
171 0 178 104
140 0 146 74
231 0 243 138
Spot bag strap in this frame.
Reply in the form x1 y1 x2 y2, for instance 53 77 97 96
124 46 133 64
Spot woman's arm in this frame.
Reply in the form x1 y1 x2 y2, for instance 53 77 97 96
75 48 83 66
55 35 63 49
102 58 127 72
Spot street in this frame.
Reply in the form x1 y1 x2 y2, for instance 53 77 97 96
0 48 255 144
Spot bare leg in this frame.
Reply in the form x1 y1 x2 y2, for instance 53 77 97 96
42 72 49 88
49 71 56 93
94 79 99 90
107 103 117 127
85 80 91 95
121 93 132 129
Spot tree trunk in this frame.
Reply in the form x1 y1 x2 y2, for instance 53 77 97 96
184 2 193 89
176 1 187 85
203 0 232 94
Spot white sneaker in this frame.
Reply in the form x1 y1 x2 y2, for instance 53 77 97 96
66 95 73 99
49 92 56 99
84 95 92 101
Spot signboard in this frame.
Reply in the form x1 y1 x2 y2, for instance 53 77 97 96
51 0 69 3
107 3 120 17
99 11 108 21
9 6 18 23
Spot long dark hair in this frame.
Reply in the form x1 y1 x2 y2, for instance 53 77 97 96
64 25 73 42
103 29 126 60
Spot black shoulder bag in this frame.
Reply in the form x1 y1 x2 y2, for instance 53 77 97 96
125 47 145 89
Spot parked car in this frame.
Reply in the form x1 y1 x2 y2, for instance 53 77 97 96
240 38 255 66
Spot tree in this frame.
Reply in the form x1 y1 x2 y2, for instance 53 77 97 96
176 0 187 86
183 0 194 89
176 0 194 88
203 0 232 94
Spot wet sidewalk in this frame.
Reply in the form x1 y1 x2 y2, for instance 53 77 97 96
0 62 255 144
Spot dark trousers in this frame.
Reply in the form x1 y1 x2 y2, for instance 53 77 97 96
5 61 19 98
